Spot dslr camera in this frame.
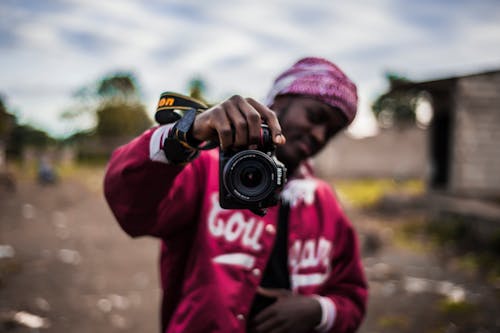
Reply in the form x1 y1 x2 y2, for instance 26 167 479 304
219 124 287 216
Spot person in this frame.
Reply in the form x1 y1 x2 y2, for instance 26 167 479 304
38 155 58 185
104 57 367 333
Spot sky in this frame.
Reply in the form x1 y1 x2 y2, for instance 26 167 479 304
1 0 500 138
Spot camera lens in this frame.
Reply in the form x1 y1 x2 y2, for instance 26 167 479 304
223 150 277 203
240 167 262 188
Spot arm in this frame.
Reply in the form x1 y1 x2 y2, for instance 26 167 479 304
250 185 367 333
321 220 367 333
104 95 286 239
103 124 205 238
250 223 366 333
315 187 368 333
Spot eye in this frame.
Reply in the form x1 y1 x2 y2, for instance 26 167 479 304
326 126 342 139
307 108 327 124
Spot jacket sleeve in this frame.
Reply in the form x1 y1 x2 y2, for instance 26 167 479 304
317 185 368 333
103 125 208 239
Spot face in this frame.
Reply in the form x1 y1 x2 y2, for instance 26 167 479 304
271 95 348 174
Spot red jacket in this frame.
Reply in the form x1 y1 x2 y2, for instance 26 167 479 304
104 126 367 333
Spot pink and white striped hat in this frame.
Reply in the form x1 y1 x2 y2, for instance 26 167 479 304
266 57 358 125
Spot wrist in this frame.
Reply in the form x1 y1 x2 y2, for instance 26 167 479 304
311 295 336 332
185 125 203 148
163 110 201 164
171 108 201 149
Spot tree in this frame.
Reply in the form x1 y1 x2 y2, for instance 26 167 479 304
7 124 56 157
0 96 15 141
95 101 152 138
1 94 56 158
94 73 152 138
188 77 208 103
372 72 418 128
62 72 152 138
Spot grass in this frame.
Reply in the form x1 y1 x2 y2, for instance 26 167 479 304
332 177 500 282
377 314 410 330
331 178 424 209
8 159 107 194
330 178 500 282
57 162 107 193
393 218 435 253
437 298 477 316
397 214 500 281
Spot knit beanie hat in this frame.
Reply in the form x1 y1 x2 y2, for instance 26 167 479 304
266 57 358 125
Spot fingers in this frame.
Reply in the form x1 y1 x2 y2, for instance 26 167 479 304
236 97 263 146
252 302 290 333
223 98 251 148
253 306 281 333
246 98 286 145
212 108 234 151
192 95 284 151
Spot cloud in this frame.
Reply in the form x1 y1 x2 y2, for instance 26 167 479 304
1 0 499 137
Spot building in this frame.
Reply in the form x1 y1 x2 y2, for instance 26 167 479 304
386 69 500 200
315 69 500 202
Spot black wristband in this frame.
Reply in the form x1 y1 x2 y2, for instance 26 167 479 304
163 136 199 164
171 108 202 149
162 108 200 164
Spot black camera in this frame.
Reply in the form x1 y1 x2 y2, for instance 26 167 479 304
219 125 287 216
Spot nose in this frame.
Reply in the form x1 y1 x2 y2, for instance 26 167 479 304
310 125 328 146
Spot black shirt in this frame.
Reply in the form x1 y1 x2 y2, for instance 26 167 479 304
248 202 291 319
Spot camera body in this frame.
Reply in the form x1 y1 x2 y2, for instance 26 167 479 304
219 125 286 215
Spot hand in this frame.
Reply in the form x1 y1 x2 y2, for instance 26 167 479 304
191 95 286 150
249 287 322 333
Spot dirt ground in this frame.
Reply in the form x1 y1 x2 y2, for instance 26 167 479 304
1 170 499 333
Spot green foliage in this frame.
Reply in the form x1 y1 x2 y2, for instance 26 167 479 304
97 72 139 99
333 178 424 209
96 101 152 138
0 96 15 139
372 72 418 128
425 216 470 246
1 94 56 158
437 298 477 317
377 314 409 329
61 72 152 139
423 215 500 279
188 76 210 105
6 124 56 157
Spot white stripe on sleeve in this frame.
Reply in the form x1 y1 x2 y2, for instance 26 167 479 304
149 124 175 163
312 295 336 332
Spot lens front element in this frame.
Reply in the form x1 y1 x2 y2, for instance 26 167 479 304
223 150 277 203
240 166 263 188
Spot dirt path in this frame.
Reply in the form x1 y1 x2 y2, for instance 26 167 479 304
1 176 499 332
352 210 500 333
1 179 160 333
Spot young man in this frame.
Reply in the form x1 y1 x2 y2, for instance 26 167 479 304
104 57 367 333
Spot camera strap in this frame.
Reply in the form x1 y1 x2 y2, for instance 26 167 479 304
155 92 209 125
156 92 217 151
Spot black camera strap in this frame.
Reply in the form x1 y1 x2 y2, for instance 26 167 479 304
249 201 290 319
156 92 217 151
155 92 209 125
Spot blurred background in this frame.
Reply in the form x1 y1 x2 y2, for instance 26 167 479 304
1 1 500 332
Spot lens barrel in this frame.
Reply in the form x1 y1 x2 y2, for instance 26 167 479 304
222 150 277 203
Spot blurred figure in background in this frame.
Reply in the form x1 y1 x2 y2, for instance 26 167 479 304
104 57 367 333
38 155 57 185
